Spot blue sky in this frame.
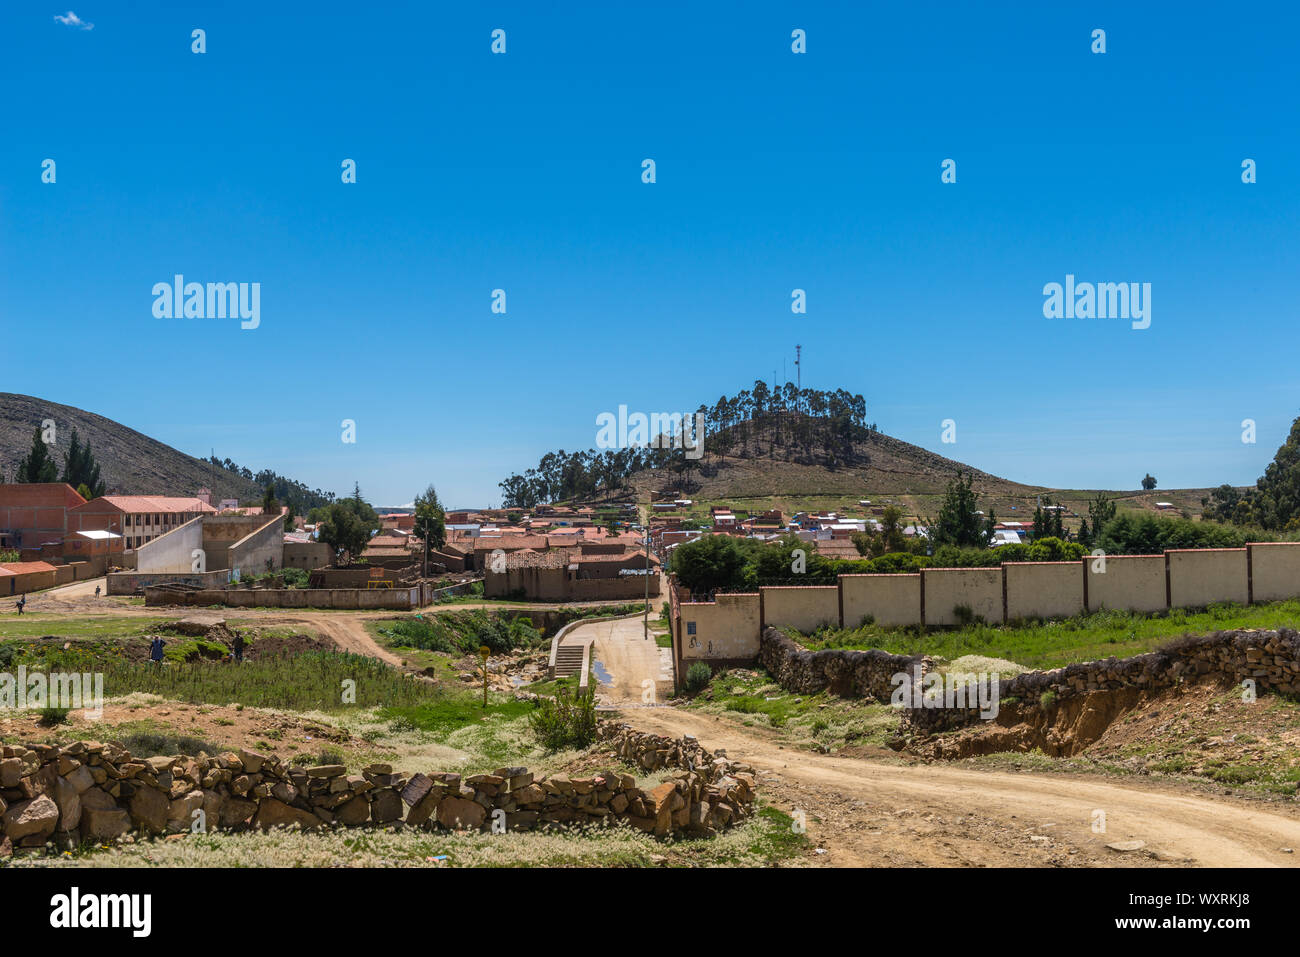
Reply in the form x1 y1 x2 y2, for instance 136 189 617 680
2 2 1297 507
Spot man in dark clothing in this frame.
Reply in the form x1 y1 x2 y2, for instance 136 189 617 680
231 632 245 663
15 595 25 614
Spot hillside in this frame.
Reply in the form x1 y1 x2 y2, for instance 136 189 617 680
0 392 266 501
625 417 1226 524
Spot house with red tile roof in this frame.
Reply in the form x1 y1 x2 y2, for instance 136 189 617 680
69 495 217 551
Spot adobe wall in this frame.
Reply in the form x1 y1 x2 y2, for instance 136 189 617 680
666 543 1300 671
143 586 420 609
1085 554 1166 613
1248 542 1300 602
922 567 1003 626
759 585 840 633
1168 548 1248 608
2 568 59 595
678 592 761 664
1005 562 1085 620
283 541 333 570
840 573 921 627
108 569 230 596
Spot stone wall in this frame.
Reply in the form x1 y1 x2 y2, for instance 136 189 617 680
908 627 1300 734
596 723 756 834
757 626 926 702
0 729 756 855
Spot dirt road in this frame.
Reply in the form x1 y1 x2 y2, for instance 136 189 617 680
570 616 673 706
625 707 1300 868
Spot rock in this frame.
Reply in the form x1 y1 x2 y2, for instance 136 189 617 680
3 794 59 840
253 798 319 830
219 797 258 829
238 749 267 774
167 790 205 833
63 764 95 794
79 787 115 811
81 806 131 842
370 789 403 824
401 773 433 807
0 758 23 788
437 796 487 830
1106 840 1147 852
306 765 346 778
52 775 82 831
336 796 371 826
405 792 440 828
129 785 171 834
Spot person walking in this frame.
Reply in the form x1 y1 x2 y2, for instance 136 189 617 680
149 636 166 666
231 631 245 664
94 584 101 598
15 594 25 615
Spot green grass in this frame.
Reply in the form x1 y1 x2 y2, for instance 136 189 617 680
799 599 1300 670
378 696 535 736
682 669 901 750
0 616 170 640
2 641 443 713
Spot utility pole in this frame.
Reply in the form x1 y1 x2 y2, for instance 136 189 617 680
795 344 802 389
643 498 650 639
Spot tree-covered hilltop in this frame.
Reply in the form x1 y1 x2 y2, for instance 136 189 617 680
205 454 335 513
498 380 874 507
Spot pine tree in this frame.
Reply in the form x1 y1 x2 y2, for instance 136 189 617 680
60 428 106 497
16 426 58 483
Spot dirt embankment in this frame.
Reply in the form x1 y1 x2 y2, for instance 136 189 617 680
912 686 1154 760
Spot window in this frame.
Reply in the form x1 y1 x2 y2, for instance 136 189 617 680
686 621 696 635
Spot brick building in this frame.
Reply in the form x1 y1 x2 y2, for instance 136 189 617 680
68 495 218 550
0 483 88 558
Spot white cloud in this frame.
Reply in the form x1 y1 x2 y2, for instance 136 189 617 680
53 11 94 31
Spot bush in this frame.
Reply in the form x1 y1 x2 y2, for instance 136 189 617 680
528 689 597 751
380 610 543 655
685 662 712 693
114 731 220 758
37 706 70 726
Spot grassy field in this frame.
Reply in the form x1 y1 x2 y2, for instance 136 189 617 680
0 615 169 640
798 599 1300 670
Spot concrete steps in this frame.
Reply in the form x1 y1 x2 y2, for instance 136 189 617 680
553 644 587 677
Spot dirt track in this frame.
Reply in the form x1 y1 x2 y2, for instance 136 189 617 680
624 707 1300 868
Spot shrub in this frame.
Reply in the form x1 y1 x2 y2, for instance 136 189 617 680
685 662 713 693
115 731 220 757
528 689 597 751
37 706 70 726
